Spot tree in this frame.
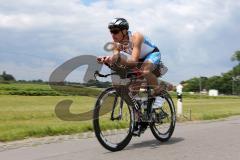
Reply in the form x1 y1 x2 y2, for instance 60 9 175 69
1 71 15 81
182 77 200 92
182 51 240 95
231 50 240 65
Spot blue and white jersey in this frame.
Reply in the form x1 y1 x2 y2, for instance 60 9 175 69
122 31 158 59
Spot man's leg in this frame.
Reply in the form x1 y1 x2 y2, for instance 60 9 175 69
141 61 166 110
141 61 161 96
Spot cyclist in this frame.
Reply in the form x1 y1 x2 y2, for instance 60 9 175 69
97 18 164 109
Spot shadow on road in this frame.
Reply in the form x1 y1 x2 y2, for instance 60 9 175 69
125 137 184 150
103 137 184 154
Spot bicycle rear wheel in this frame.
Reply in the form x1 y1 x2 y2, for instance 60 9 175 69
150 91 176 142
93 87 134 151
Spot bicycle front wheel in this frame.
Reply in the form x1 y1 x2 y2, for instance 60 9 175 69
93 87 134 151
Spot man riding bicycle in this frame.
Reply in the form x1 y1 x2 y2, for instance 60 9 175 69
97 18 165 109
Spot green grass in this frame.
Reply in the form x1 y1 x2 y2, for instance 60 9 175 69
0 95 96 141
177 98 240 120
0 83 240 142
0 83 102 96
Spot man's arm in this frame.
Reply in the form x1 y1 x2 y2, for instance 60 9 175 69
117 32 143 67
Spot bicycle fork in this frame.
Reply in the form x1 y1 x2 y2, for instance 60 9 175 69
110 94 124 121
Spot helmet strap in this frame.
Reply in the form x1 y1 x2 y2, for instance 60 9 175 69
120 30 129 43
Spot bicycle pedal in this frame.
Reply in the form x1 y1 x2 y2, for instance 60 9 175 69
132 129 141 137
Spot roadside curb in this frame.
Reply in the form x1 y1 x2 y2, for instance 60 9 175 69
0 132 95 152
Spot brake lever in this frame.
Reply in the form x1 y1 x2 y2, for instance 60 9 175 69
94 71 107 78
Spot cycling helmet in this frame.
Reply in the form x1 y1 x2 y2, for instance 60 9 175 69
108 18 129 30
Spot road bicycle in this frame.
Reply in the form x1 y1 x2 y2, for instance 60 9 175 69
93 62 176 151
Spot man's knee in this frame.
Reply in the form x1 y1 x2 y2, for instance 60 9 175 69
142 68 155 77
141 62 155 76
141 69 149 77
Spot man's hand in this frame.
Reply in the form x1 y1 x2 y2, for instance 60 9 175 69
96 56 106 64
97 56 113 64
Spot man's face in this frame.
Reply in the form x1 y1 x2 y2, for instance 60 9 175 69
109 28 124 42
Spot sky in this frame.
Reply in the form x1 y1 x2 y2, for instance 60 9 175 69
0 0 239 84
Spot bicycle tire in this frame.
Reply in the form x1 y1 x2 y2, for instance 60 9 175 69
150 91 176 142
93 87 134 151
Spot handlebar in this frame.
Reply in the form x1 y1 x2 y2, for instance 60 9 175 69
94 69 143 81
94 71 118 80
95 59 145 81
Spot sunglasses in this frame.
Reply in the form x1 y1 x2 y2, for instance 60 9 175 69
110 29 121 34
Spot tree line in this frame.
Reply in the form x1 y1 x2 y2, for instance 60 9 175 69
182 51 240 95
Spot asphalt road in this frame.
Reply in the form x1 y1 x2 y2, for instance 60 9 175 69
1 117 240 160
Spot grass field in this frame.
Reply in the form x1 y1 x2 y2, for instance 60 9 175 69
0 95 96 142
0 83 240 142
0 83 102 96
0 94 240 142
179 98 240 120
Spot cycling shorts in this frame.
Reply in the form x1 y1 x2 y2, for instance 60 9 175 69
143 51 161 68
